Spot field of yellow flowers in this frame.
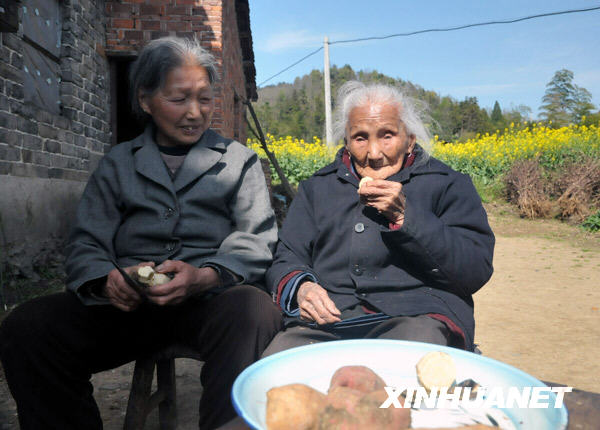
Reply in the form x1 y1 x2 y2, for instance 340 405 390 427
433 122 600 182
249 123 600 187
249 134 340 185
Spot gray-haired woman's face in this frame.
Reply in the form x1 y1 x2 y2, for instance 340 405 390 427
139 63 214 147
345 102 416 179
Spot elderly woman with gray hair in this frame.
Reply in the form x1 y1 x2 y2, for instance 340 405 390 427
0 37 281 429
264 81 495 356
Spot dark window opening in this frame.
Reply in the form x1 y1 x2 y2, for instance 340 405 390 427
109 57 145 145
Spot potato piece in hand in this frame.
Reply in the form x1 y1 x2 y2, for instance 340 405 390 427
358 176 374 190
266 384 326 430
136 266 171 287
416 351 456 392
329 365 386 394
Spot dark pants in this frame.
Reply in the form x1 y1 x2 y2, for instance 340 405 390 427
263 315 453 357
0 285 282 430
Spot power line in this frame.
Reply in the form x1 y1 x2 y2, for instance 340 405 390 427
258 46 323 87
257 6 600 87
331 6 600 45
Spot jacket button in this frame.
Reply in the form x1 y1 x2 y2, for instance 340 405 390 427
360 293 367 298
431 268 440 273
353 266 363 276
354 222 365 233
164 207 175 219
165 242 175 251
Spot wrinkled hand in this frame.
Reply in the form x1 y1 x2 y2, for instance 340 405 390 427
103 262 155 312
357 179 407 226
297 281 341 325
145 260 220 306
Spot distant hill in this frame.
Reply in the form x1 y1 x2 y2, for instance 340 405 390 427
253 65 529 142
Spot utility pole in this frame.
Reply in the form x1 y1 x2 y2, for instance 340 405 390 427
323 36 333 146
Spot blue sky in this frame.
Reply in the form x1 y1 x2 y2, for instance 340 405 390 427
249 1 600 118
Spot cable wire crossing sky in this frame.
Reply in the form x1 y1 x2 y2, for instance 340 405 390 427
250 0 600 117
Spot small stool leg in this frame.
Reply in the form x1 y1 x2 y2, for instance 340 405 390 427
157 358 177 430
124 357 156 430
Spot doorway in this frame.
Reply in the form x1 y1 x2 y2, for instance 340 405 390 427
109 56 145 145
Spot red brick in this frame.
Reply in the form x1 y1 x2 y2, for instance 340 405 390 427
192 7 206 17
112 18 134 29
166 5 190 15
166 21 191 31
95 43 106 58
124 30 143 40
141 20 161 30
109 3 135 14
139 4 162 15
191 24 211 31
150 31 170 39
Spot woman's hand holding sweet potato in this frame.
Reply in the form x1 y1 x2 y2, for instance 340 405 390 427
357 179 407 226
103 262 155 312
145 260 220 306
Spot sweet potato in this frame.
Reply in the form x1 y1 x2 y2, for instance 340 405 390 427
326 386 364 415
136 266 171 286
328 366 386 394
266 384 326 430
317 406 360 430
354 390 411 429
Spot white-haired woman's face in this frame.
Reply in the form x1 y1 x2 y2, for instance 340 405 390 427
345 102 416 179
139 62 214 147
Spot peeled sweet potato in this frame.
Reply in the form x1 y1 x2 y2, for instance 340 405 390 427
416 351 456 392
136 266 171 287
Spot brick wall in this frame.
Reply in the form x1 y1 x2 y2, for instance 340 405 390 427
0 0 110 182
0 0 111 273
105 0 249 141
221 0 248 143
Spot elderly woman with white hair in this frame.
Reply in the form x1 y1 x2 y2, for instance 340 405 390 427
264 81 495 355
0 37 282 429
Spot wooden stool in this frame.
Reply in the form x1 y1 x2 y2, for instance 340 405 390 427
124 344 202 430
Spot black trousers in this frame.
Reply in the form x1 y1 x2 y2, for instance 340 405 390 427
263 315 454 357
0 285 282 430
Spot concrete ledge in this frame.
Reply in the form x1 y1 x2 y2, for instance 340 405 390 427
0 175 86 274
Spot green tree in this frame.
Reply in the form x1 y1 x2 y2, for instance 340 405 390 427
502 104 532 127
491 101 503 123
538 69 595 127
572 86 596 123
456 97 491 139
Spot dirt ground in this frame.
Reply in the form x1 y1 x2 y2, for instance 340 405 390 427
0 203 598 429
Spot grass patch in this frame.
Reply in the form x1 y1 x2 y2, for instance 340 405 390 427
472 176 504 204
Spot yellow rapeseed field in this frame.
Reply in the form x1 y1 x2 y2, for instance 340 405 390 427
433 122 600 181
249 134 341 184
249 123 600 185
